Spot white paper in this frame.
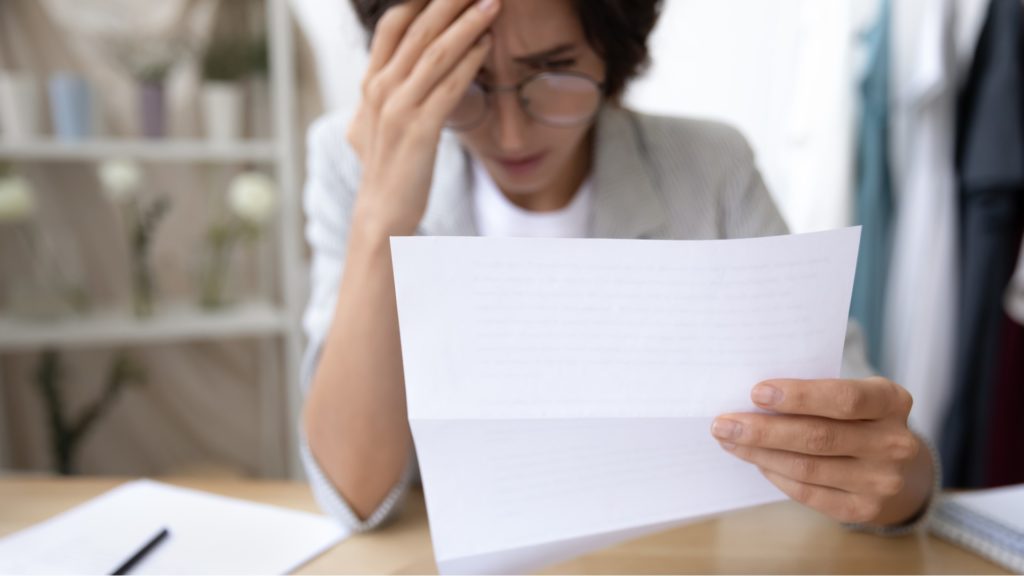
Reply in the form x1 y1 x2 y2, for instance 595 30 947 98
391 228 861 574
0 479 349 575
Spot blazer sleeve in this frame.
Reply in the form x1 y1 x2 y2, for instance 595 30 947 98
299 113 415 532
719 131 790 240
714 130 881 382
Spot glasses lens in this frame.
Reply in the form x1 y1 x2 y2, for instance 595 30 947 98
446 83 487 130
522 74 602 126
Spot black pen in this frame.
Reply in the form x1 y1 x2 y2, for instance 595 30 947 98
111 527 170 575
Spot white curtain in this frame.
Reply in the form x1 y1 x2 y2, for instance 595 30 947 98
627 0 867 234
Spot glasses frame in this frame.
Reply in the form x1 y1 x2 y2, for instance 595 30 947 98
448 71 607 131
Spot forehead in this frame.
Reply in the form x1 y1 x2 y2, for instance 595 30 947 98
488 0 583 57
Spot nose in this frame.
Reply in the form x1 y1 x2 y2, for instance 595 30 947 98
490 90 528 154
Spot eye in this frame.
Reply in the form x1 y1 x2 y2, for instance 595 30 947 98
543 58 577 70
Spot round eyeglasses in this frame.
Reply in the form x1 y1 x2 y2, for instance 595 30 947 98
446 72 606 131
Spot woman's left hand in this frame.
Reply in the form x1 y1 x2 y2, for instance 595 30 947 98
712 377 934 526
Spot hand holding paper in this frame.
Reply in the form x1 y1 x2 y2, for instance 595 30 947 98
390 228 861 574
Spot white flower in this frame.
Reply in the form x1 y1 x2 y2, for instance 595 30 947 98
98 159 142 202
0 176 35 223
228 171 276 226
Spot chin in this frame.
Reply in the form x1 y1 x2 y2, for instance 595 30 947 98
482 167 543 195
496 176 537 192
493 177 550 197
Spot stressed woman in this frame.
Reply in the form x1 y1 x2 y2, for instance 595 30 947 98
300 0 936 534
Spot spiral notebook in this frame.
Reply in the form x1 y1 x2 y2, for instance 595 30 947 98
929 484 1024 573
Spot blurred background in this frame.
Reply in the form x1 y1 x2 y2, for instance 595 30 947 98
0 0 1020 489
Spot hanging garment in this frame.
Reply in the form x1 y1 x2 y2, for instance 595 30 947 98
883 0 960 445
1006 236 1024 323
987 234 1024 486
941 0 1024 488
851 0 892 369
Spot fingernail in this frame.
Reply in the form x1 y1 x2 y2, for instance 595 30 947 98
478 0 497 13
752 384 783 406
712 419 743 441
720 442 737 451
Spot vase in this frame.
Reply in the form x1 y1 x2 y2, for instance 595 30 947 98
139 81 166 139
201 81 244 143
247 76 271 139
196 231 238 310
0 71 41 142
48 72 93 142
2 224 80 322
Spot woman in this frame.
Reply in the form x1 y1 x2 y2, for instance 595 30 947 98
301 0 936 534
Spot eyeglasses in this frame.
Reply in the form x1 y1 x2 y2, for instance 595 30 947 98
446 72 605 131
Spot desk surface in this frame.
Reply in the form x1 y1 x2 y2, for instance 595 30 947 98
0 476 1008 574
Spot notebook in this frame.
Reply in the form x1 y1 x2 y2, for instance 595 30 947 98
0 479 349 575
929 484 1024 573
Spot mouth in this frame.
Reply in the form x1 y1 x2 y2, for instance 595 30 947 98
494 152 547 176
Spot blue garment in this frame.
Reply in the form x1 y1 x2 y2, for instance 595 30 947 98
851 0 893 370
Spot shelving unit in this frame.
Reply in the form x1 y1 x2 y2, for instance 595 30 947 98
0 140 276 163
0 302 289 352
0 0 304 479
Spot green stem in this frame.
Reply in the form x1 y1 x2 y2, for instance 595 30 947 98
34 351 141 476
34 350 74 475
200 228 237 309
71 356 135 444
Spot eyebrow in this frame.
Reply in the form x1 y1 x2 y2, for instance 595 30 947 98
512 43 577 67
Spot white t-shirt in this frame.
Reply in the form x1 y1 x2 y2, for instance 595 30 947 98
471 158 593 238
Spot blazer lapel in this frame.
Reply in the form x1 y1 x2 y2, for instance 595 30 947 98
590 105 666 239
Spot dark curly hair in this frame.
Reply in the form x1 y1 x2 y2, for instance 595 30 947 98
348 0 663 99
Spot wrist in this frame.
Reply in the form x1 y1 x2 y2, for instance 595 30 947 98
352 196 421 241
352 192 415 233
346 206 419 272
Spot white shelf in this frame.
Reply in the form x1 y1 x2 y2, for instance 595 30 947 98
0 139 277 163
0 301 289 352
0 0 303 478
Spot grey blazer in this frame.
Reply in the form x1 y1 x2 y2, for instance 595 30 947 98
299 104 876 532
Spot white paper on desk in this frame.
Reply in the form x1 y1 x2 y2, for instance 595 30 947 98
0 479 348 575
391 228 861 575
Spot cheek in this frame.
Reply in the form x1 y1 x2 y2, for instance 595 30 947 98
455 130 490 160
542 124 592 164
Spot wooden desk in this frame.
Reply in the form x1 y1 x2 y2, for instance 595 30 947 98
0 477 1008 574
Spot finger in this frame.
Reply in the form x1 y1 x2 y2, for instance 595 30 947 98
396 0 501 107
366 0 429 76
750 377 912 421
385 0 492 84
358 2 430 152
420 33 492 131
712 413 918 459
761 469 883 524
720 443 907 498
